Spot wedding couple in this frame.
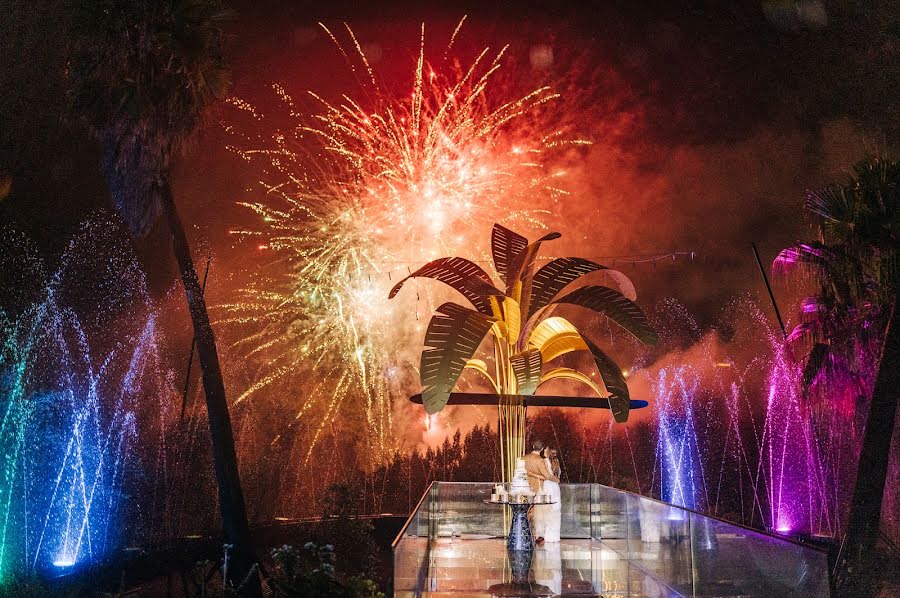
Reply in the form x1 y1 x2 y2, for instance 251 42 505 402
525 439 562 545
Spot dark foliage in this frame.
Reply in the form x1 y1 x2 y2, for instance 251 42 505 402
778 156 900 385
67 0 232 236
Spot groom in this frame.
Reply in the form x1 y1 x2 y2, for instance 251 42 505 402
525 439 559 546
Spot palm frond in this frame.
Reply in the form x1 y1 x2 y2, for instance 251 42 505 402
775 243 858 305
538 367 606 397
501 297 521 344
420 303 496 414
772 242 837 274
784 156 900 391
803 343 830 387
527 316 588 362
464 358 499 393
583 338 631 423
507 231 561 291
491 223 528 283
509 232 562 320
68 0 232 238
805 185 856 228
527 257 635 321
510 349 542 395
389 257 502 315
551 285 658 345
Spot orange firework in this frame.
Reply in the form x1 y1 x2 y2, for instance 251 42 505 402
219 19 589 460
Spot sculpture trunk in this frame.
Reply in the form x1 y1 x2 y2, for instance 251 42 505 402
159 182 260 594
837 296 900 595
495 338 525 487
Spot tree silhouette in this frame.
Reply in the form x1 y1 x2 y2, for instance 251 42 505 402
66 1 258 589
776 156 899 595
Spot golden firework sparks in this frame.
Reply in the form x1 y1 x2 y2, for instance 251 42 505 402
219 19 590 462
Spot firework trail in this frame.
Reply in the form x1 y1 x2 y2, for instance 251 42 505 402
220 20 589 462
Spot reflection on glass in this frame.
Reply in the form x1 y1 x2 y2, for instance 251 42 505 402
392 482 830 597
532 542 561 593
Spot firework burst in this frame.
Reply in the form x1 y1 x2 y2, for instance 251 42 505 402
220 20 589 461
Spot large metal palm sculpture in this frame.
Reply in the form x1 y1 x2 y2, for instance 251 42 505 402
390 224 658 483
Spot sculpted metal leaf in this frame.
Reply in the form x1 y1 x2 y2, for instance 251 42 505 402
401 223 654 425
491 223 528 283
463 358 499 393
539 367 606 397
389 256 502 315
501 297 522 345
510 348 542 395
507 231 562 296
583 337 631 423
527 316 589 362
552 285 659 345
420 303 495 414
528 257 636 321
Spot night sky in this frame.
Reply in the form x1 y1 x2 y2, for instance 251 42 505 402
2 0 899 325
0 0 899 540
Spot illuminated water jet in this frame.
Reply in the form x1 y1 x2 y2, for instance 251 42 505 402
646 301 872 539
0 221 170 578
653 366 705 512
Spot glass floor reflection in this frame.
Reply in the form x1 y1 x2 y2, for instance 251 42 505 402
395 537 680 597
393 483 831 597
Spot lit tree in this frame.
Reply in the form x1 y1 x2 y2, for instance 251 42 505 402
391 223 658 484
775 157 899 595
66 1 259 590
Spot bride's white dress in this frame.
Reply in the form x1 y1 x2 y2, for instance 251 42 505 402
535 458 561 542
532 542 562 593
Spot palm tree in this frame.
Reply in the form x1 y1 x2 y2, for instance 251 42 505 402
390 223 658 483
66 1 259 590
774 156 899 595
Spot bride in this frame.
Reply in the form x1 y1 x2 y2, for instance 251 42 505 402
536 446 562 543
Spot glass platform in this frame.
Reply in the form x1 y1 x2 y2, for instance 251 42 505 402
393 483 830 597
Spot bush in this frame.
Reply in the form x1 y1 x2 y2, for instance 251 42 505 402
267 543 383 598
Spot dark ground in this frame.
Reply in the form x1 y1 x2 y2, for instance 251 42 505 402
27 516 403 596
